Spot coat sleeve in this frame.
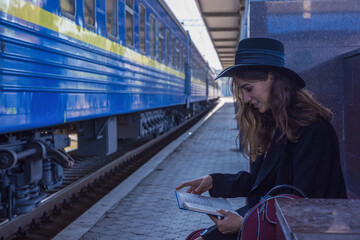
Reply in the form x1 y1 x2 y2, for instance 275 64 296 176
209 156 262 198
209 171 252 198
291 120 346 198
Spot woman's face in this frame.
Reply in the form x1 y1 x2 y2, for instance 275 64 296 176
234 74 273 113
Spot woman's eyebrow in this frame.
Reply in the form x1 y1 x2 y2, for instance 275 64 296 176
240 83 250 89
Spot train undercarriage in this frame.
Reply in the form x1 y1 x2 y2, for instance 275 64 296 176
0 101 213 220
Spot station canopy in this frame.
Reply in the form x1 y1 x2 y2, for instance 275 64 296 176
195 0 244 70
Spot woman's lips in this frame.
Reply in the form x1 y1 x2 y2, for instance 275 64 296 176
252 101 260 109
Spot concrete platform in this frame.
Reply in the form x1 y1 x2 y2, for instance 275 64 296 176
53 97 249 240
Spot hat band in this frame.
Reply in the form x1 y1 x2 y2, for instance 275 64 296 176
235 49 285 66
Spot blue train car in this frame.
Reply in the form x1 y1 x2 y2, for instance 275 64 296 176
0 0 219 219
207 69 218 100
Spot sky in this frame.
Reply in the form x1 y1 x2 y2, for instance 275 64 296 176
164 0 222 71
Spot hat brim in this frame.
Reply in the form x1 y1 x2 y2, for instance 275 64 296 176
215 64 305 89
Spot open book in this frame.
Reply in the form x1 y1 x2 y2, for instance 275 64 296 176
175 191 233 217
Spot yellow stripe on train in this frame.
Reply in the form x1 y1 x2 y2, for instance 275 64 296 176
0 0 185 79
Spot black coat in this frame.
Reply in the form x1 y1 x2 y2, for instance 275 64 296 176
210 119 347 208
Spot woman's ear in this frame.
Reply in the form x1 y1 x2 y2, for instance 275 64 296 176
267 72 275 82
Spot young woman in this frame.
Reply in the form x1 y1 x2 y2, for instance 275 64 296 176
176 38 347 240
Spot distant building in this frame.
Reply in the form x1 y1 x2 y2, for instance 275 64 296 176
218 78 232 97
213 69 232 97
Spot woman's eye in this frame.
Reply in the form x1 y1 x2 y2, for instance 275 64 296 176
245 88 252 93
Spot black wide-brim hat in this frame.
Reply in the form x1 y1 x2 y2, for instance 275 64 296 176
215 37 305 88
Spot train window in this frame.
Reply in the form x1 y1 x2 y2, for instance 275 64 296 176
150 15 156 58
194 63 197 78
139 4 146 52
198 65 201 79
195 63 199 79
180 44 183 71
165 30 169 65
179 45 182 71
183 46 186 72
84 0 95 27
158 22 163 61
125 0 134 46
106 0 118 38
179 44 182 71
171 36 175 67
60 0 75 18
126 0 134 7
176 40 179 69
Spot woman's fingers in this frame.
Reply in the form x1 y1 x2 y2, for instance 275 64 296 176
208 214 219 224
194 175 213 194
211 210 243 235
217 209 227 216
176 181 198 194
194 182 204 193
176 176 212 195
187 187 196 193
195 183 209 194
175 182 190 191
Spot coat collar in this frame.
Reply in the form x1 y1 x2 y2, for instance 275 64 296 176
251 128 287 191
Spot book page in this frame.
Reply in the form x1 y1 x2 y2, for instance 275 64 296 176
183 202 223 216
175 191 233 216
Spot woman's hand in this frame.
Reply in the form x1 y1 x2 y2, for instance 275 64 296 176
208 210 243 235
176 175 213 195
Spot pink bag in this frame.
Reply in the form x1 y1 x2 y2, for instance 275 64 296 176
185 228 206 240
240 185 306 240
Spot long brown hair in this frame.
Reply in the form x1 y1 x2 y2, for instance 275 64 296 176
231 67 332 161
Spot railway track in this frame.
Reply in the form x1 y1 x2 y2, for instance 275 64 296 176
0 103 217 240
